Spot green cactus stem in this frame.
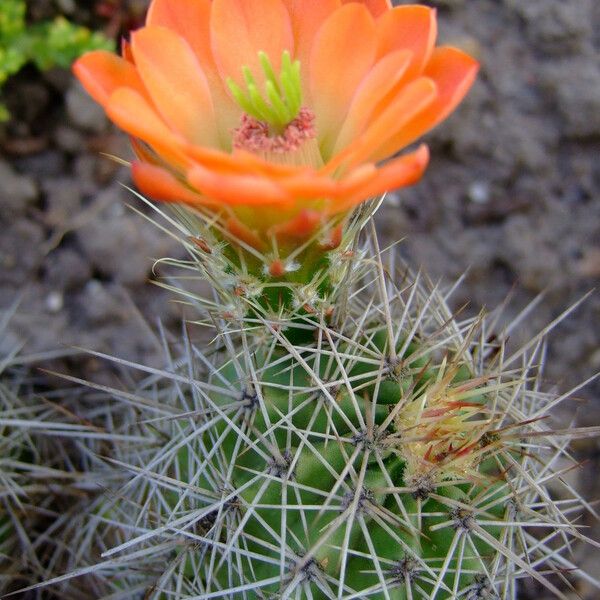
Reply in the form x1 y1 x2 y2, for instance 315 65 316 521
25 233 600 599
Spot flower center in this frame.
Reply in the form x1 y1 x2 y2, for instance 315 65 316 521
229 51 322 168
232 106 315 151
228 50 303 135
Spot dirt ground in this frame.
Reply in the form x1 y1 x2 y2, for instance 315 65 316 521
0 0 599 596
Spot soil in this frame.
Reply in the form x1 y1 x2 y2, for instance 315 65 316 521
0 0 599 596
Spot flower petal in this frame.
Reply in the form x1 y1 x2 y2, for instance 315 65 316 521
132 162 209 205
363 144 430 195
333 77 437 168
185 146 304 179
147 0 238 140
188 165 292 206
376 6 438 78
282 0 340 100
333 49 413 155
422 46 480 130
310 3 377 157
131 26 219 147
344 0 391 18
278 173 340 199
210 0 294 87
106 88 187 166
226 217 267 251
147 0 212 66
269 209 323 239
338 145 430 210
373 46 479 161
278 163 379 203
73 51 145 107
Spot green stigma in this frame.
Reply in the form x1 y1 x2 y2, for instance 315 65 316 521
227 50 302 134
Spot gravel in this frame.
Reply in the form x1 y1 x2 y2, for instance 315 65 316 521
0 159 39 216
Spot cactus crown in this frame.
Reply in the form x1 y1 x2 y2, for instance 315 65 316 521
136 191 383 321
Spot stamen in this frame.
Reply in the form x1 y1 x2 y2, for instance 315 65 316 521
227 50 302 134
233 107 315 154
232 107 323 169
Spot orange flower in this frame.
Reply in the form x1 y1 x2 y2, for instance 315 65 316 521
74 0 477 248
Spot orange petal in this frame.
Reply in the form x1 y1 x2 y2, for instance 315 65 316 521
73 51 145 107
333 49 413 154
106 88 187 166
131 26 219 147
147 0 211 66
373 46 479 161
188 165 292 206
269 209 322 239
280 163 377 200
343 77 438 167
132 161 209 205
184 146 304 180
278 172 339 198
338 145 430 210
210 0 294 87
376 6 438 78
344 0 391 18
336 163 379 197
226 216 267 251
282 0 340 101
310 3 377 158
230 150 307 178
147 0 238 140
422 46 480 131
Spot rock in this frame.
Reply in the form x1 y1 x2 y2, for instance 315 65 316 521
13 150 67 179
54 124 85 154
0 220 45 286
45 290 64 314
73 154 102 196
76 187 182 285
79 280 128 325
73 144 132 192
42 68 73 94
8 81 51 125
468 181 491 204
511 0 593 55
44 248 92 291
427 0 466 10
500 216 562 292
0 160 39 216
42 177 82 228
541 58 600 139
66 81 107 133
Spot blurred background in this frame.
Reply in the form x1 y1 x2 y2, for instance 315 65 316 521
0 1 598 597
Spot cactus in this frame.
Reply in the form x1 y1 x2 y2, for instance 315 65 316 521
21 219 599 599
133 191 381 321
12 2 596 598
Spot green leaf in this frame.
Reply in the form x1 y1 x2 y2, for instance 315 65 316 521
0 1 115 122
